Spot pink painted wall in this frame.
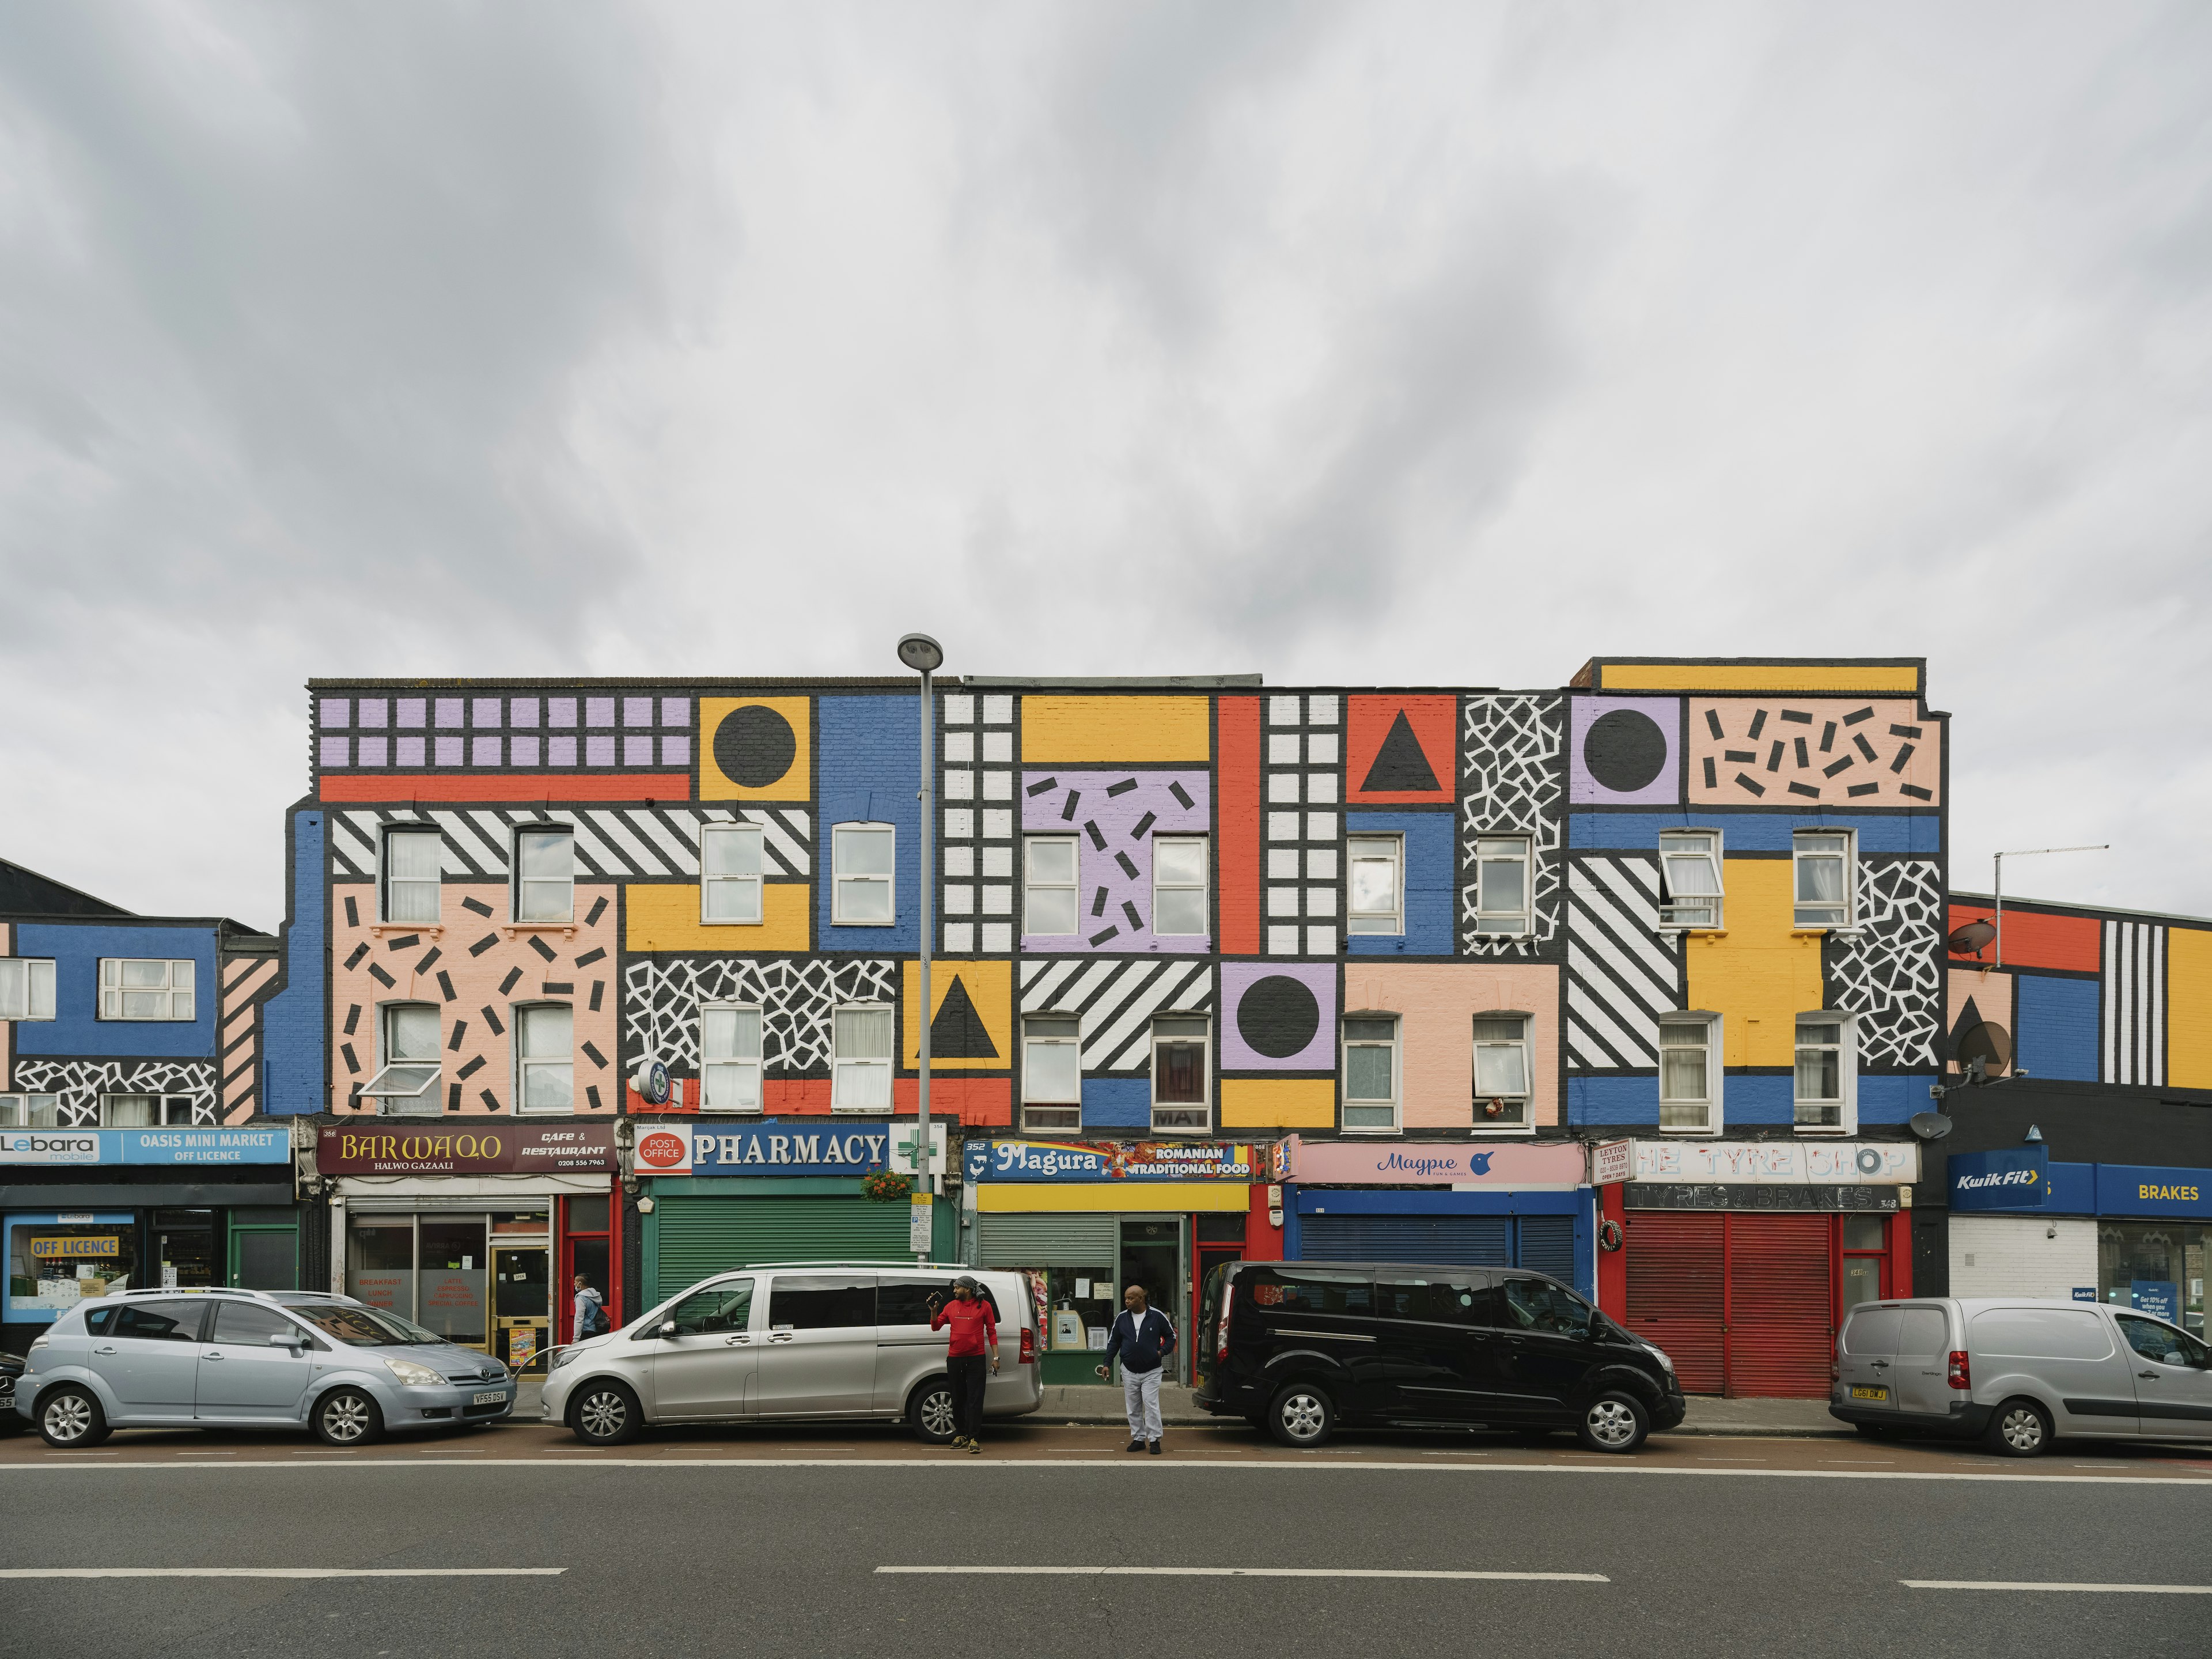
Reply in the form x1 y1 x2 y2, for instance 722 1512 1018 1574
1343 962 1561 1130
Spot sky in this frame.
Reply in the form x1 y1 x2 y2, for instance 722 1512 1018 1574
1 3 2207 931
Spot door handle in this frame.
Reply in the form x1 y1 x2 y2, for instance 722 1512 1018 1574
204 1353 224 1362
768 1333 794 1344
2138 1370 2158 1380
93 1345 116 1355
1871 1359 1891 1368
725 1335 751 1346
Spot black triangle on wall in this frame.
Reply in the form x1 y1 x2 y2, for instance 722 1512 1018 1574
929 976 1000 1060
1948 995 1984 1051
1361 709 1442 793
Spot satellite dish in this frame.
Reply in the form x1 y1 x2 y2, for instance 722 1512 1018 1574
1955 1021 2013 1075
1947 918 1997 956
1908 1111 1953 1141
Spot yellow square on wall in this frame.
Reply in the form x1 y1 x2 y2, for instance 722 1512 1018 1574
902 960 1011 1071
699 697 811 800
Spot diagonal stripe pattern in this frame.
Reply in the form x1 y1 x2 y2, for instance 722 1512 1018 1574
1565 854 1681 1069
1019 959 1215 1073
329 806 811 880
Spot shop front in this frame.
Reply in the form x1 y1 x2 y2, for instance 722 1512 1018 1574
1596 1138 1920 1399
1 1124 297 1355
963 1138 1273 1385
631 1119 949 1308
1276 1138 1594 1297
319 1122 616 1366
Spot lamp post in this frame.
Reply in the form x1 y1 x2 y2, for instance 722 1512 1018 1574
896 632 945 1262
1992 844 2108 969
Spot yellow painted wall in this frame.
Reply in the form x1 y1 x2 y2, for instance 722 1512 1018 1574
1020 696 1211 763
1684 860 1824 1066
902 959 1011 1071
698 696 812 800
1219 1077 1336 1128
978 1183 1248 1213
626 882 811 952
2169 927 2212 1089
1600 662 1919 694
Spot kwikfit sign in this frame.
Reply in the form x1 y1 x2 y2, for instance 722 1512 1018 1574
1948 1146 2048 1211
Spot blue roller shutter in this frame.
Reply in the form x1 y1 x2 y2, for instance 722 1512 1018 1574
1301 1214 1512 1266
1515 1216 1577 1282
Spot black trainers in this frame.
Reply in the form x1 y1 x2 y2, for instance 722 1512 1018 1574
1148 1440 1162 1455
1126 1438 1145 1452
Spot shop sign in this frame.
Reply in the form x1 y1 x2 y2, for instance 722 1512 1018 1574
316 1123 615 1176
1627 1141 1918 1185
1277 1136 1586 1187
1626 1183 1900 1213
964 1139 1262 1183
634 1119 901 1178
1591 1139 1633 1187
1949 1146 2048 1212
2132 1281 2180 1321
0 1127 290 1166
2093 1163 2211 1220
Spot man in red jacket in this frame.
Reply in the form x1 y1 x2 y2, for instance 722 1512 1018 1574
929 1276 999 1453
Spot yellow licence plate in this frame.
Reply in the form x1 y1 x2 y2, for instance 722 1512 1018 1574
1850 1385 1888 1401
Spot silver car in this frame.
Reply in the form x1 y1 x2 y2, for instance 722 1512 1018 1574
542 1262 1043 1445
16 1288 516 1448
1832 1296 2212 1456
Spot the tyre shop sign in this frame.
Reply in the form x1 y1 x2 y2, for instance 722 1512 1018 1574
1625 1141 1918 1183
317 1124 615 1175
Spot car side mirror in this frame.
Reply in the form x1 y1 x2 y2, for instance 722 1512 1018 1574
268 1331 306 1349
659 1320 679 1338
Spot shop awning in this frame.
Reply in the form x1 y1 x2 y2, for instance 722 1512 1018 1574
976 1182 1248 1214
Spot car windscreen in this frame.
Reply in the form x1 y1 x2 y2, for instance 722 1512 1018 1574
288 1303 442 1346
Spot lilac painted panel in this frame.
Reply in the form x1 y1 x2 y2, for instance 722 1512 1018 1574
547 736 577 766
472 736 502 766
586 697 616 728
661 735 690 767
1569 695 1680 805
511 698 540 728
472 697 502 727
586 736 616 766
435 736 463 767
396 736 426 766
357 699 388 729
1220 961 1338 1071
624 696 653 728
319 736 350 767
435 698 464 728
357 736 388 767
396 699 426 728
512 736 540 766
624 735 653 766
548 698 577 728
1019 770 1210 955
661 698 689 728
320 698 351 728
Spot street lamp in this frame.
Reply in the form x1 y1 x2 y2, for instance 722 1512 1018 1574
896 632 944 1262
1991 844 2108 969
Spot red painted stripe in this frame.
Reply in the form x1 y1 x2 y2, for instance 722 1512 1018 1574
1947 904 2101 973
319 774 693 803
1217 696 1262 955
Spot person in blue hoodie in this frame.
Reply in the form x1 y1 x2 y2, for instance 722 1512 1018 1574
1097 1283 1176 1455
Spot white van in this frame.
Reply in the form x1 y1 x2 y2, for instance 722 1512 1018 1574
540 1263 1043 1445
1831 1297 2212 1456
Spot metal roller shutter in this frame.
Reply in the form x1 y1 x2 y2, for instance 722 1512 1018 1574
1724 1214 1834 1399
652 1196 909 1304
1515 1216 1577 1283
1302 1214 1512 1266
1624 1213 1726 1395
977 1215 1119 1267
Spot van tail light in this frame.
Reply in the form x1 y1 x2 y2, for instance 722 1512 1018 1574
1831 1336 1839 1382
1217 1299 1233 1363
1018 1326 1035 1365
1947 1350 1971 1390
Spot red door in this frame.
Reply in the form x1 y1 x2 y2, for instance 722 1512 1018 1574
1624 1213 1725 1395
1624 1211 1837 1399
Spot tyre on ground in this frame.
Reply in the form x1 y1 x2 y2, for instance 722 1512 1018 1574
36 1385 110 1449
1575 1389 1651 1454
313 1387 385 1447
1984 1397 2052 1458
1267 1384 1334 1449
569 1379 643 1446
907 1376 957 1445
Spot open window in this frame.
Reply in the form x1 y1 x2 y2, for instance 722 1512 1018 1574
1658 832 1723 930
359 1003 443 1113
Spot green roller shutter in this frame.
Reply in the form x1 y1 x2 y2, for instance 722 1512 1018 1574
977 1214 1118 1267
652 1196 912 1304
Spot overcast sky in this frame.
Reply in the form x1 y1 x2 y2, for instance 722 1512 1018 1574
2 3 2206 930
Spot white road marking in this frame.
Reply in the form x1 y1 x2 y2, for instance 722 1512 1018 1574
877 1566 1608 1581
1902 1581 2212 1595
1696 1457 1765 1463
0 1568 565 1580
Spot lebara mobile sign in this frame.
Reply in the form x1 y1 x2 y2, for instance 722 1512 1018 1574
316 1124 615 1176
1275 1137 1586 1188
0 1128 290 1166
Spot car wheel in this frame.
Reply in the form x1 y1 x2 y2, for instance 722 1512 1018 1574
908 1377 957 1445
1985 1397 2051 1458
570 1381 642 1446
313 1387 384 1447
1576 1389 1650 1454
37 1386 109 1449
1268 1385 1334 1449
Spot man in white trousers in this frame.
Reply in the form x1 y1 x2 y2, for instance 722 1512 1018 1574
1097 1283 1176 1455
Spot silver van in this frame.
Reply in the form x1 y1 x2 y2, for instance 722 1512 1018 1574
1831 1296 2212 1456
540 1262 1043 1445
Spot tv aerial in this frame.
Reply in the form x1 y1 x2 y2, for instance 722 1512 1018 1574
1930 1019 2027 1101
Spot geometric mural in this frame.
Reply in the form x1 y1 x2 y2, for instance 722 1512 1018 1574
1570 696 1679 806
329 805 812 881
1564 855 1682 1069
1018 958 1215 1074
1690 698 1940 806
2101 919 2166 1088
622 956 900 1075
11 1059 219 1127
1459 694 1563 957
1825 859 1944 1069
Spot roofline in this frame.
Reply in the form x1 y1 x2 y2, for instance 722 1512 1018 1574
0 856 133 916
0 912 272 936
1951 892 2212 930
308 676 947 690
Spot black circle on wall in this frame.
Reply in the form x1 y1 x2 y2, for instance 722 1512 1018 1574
1583 709 1668 794
1237 975 1321 1059
714 704 797 789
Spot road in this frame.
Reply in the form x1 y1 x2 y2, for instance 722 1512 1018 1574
4 1419 2210 1658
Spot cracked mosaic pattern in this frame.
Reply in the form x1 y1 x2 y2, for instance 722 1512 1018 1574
1460 695 1564 956
13 1060 219 1126
624 957 899 1074
1827 859 1944 1069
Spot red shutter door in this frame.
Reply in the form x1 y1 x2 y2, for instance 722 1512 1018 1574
1623 1212 1724 1395
1723 1214 1834 1399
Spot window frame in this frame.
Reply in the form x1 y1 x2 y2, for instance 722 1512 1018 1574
700 821 766 927
1657 1013 1722 1134
1346 835 1404 937
512 824 575 925
0 957 56 1021
1470 1010 1536 1136
97 959 196 1022
97 1094 196 1127
1022 835 1080 938
378 824 444 927
700 1001 764 1113
830 1001 895 1112
1149 1013 1212 1134
1791 829 1858 932
1793 1010 1856 1134
0 1094 60 1128
1657 831 1725 931
831 823 896 928
1340 1013 1400 1133
1021 1013 1083 1132
1471 835 1535 937
1151 835 1210 938
358 1001 444 1112
513 1001 575 1116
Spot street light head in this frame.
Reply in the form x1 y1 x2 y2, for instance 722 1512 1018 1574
896 632 945 673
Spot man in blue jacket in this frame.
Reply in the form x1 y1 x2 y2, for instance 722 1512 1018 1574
1097 1283 1176 1455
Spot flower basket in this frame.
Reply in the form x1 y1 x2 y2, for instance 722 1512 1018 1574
861 1169 911 1203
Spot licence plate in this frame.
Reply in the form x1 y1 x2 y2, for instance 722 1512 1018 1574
1849 1385 1888 1401
472 1391 506 1406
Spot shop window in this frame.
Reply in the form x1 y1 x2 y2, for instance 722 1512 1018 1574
516 1003 574 1113
1658 832 1723 930
1152 836 1209 936
1024 836 1078 936
1793 1014 1855 1132
0 1094 59 1127
380 825 443 925
2099 1221 2206 1335
5 1215 137 1321
346 1216 419 1322
1472 837 1533 935
832 823 895 925
1346 836 1403 935
1840 1213 1888 1312
0 957 55 1020
418 1217 490 1345
701 823 764 924
1793 831 1857 930
1342 1016 1399 1131
1150 1014 1210 1132
100 1094 197 1127
99 958 195 1021
1472 1013 1532 1130
360 1003 442 1113
831 1004 893 1109
513 826 574 923
1659 1016 1719 1132
1022 1014 1082 1131
702 1003 763 1111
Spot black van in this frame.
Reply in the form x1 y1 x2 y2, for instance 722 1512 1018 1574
1194 1260 1687 1453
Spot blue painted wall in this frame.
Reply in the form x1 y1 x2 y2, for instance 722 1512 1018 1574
1343 810 1455 956
816 696 921 953
12 921 218 1059
1569 812 1940 855
1568 1074 1659 1125
2016 974 2100 1082
261 808 328 1115
1081 1077 1150 1129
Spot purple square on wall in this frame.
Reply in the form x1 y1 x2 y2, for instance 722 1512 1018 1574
319 736 350 767
623 735 652 766
661 735 690 767
511 698 539 728
357 736 387 766
473 698 502 728
1569 695 1681 805
586 735 615 766
357 699 387 729
1220 961 1338 1071
624 697 653 728
547 736 576 766
435 736 463 767
473 736 501 766
397 699 426 728
512 735 540 766
549 698 577 728
320 698 350 728
586 697 615 728
435 698 463 728
661 698 688 727
396 736 426 767
1018 770 1211 955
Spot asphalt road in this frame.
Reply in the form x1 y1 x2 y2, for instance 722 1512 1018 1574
4 1421 2210 1659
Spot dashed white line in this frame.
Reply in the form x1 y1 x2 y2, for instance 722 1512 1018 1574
1902 1581 2212 1595
877 1566 1608 1581
0 1568 565 1580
